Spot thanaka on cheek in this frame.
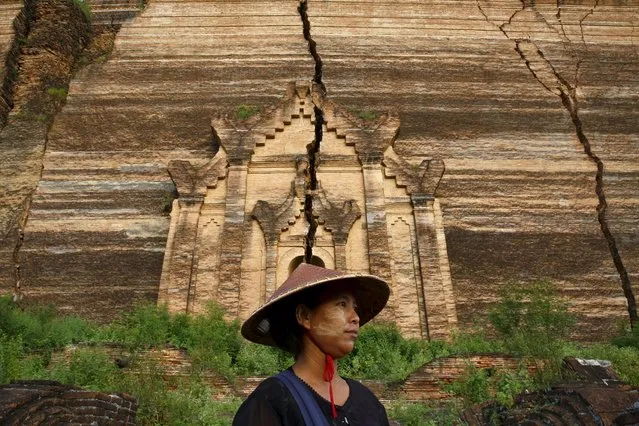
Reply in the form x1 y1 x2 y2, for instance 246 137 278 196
311 306 347 337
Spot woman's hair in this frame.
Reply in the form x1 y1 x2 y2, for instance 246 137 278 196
268 286 326 356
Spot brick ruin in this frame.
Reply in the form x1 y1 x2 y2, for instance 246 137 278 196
0 381 136 425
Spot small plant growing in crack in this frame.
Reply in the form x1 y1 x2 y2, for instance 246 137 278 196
46 87 68 100
236 104 259 121
357 110 378 121
72 0 93 22
46 87 68 109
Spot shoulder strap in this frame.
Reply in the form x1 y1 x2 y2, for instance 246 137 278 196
275 370 330 426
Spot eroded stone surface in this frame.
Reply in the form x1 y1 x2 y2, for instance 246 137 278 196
0 0 636 339
307 0 639 338
0 1 23 127
10 0 312 321
0 0 91 306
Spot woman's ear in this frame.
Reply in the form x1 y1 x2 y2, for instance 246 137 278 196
295 304 312 330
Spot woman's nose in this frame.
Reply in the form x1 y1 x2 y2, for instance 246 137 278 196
350 307 360 325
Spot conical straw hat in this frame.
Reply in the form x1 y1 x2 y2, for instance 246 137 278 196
241 263 390 347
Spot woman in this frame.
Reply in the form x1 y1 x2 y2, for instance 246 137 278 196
233 263 391 425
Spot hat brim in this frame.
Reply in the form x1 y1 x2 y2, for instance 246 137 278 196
241 274 390 347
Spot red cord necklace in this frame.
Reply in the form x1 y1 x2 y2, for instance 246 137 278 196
324 354 338 419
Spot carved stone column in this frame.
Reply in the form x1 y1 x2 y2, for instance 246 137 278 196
217 159 249 317
360 159 392 281
159 157 226 313
161 199 201 313
411 194 451 340
384 150 456 339
252 187 300 298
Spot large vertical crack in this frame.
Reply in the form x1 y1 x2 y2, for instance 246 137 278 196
558 90 638 326
477 0 637 326
298 0 325 263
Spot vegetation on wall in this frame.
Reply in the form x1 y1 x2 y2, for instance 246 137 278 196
72 0 93 22
1 282 638 425
236 104 259 120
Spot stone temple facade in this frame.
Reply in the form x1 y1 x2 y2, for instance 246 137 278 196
159 81 457 339
1 0 638 341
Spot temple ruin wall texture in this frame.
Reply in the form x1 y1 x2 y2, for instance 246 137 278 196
1 0 638 341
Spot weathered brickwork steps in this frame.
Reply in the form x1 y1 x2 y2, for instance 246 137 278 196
307 0 639 338
23 0 313 320
0 1 23 126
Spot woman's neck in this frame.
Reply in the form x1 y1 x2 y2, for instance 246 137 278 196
292 335 336 385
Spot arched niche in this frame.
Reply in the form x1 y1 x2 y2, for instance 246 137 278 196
276 247 335 286
288 255 325 275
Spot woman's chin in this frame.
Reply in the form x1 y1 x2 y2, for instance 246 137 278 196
332 343 355 359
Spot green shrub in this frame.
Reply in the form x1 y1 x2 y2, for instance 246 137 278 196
488 281 575 361
357 110 378 121
115 360 240 426
444 362 535 408
444 363 491 405
339 323 431 381
0 296 95 354
388 400 462 426
236 105 259 120
492 367 535 407
148 379 240 425
611 323 639 350
233 342 292 376
449 330 501 355
0 333 23 384
168 311 192 348
178 303 243 379
46 87 68 102
48 347 121 391
98 302 171 349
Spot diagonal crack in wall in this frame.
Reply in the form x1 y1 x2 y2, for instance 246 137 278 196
298 0 325 264
477 0 637 326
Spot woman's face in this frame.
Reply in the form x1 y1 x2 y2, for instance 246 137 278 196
298 290 360 359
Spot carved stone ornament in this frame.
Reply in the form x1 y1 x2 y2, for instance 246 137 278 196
251 183 302 245
212 81 314 164
168 155 227 200
317 86 400 164
383 147 445 197
313 189 361 245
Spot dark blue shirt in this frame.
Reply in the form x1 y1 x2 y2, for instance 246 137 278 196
233 373 390 426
